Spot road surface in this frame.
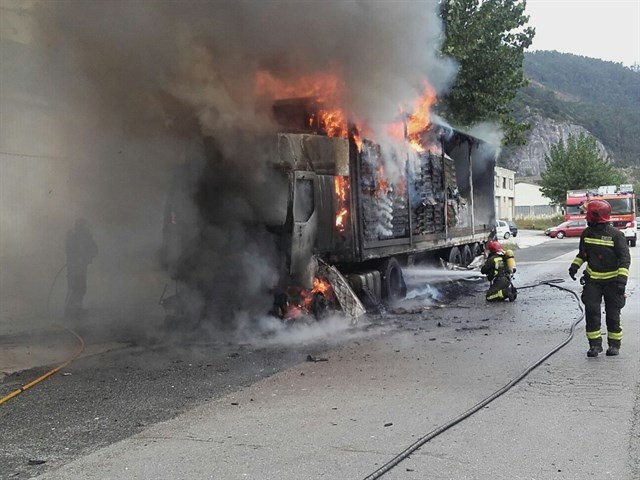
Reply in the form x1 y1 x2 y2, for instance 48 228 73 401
1 236 638 479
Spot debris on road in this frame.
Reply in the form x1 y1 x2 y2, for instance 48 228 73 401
384 422 393 427
306 355 329 363
27 459 46 466
455 325 490 332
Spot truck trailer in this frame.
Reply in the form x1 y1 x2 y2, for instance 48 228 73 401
162 98 498 320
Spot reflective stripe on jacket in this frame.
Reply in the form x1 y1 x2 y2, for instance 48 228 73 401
481 253 509 281
570 224 630 284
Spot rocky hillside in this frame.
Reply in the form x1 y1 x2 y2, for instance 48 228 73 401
501 51 640 177
501 115 608 177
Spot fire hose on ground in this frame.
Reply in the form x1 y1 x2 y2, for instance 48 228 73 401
0 264 86 406
361 278 584 480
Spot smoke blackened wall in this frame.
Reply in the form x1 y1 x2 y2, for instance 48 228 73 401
1 1 456 329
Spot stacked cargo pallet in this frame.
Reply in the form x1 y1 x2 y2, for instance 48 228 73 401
411 152 445 235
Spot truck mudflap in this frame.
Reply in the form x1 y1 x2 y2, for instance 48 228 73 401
317 258 366 323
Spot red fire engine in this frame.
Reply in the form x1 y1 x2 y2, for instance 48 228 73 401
565 185 637 247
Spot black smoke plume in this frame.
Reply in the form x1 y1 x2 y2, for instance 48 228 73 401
1 0 456 332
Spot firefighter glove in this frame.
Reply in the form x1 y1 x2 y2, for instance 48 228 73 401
568 266 577 281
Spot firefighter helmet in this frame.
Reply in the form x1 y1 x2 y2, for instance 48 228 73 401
585 199 611 223
485 241 504 254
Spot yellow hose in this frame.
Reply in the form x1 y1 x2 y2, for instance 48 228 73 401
0 324 85 406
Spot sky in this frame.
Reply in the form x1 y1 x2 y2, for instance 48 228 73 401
525 0 640 66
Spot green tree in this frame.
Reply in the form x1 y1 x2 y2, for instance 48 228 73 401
540 133 623 205
439 0 535 145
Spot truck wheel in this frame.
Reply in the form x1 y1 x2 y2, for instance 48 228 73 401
448 246 462 267
630 238 637 247
461 245 473 267
380 257 407 304
556 231 565 239
472 243 483 258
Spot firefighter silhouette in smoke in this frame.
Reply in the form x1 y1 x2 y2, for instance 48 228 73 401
481 240 517 302
65 218 98 315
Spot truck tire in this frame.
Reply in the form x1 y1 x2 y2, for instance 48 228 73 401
472 242 483 258
380 257 407 304
461 245 473 266
448 246 462 267
630 238 637 247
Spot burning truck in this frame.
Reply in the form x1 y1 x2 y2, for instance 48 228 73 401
161 96 497 323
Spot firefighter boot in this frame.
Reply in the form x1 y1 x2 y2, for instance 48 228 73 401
606 345 620 356
587 345 603 358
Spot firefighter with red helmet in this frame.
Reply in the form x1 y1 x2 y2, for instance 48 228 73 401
481 240 517 302
569 199 630 357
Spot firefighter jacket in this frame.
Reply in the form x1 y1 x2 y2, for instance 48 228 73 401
481 252 513 282
570 223 630 285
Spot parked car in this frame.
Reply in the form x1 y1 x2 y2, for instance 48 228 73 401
506 220 518 237
546 220 587 239
495 220 511 239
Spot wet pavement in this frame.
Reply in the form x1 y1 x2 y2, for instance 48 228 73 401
1 239 638 479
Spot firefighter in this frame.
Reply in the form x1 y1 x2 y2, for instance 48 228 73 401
568 200 630 357
65 218 98 316
481 241 517 302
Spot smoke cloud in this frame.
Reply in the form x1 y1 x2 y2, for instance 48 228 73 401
0 0 456 335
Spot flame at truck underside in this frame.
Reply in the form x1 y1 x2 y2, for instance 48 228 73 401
280 261 366 322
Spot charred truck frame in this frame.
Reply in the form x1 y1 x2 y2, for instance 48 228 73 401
270 98 496 315
163 97 497 320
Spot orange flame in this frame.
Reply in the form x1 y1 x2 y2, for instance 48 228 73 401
311 277 331 295
283 277 334 319
336 208 348 230
385 84 437 152
376 164 390 196
256 71 437 153
353 132 363 152
335 176 350 233
321 109 348 138
406 84 436 151
256 70 349 138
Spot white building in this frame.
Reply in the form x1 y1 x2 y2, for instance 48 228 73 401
514 182 561 218
494 166 515 220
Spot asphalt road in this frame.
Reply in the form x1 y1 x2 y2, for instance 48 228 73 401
1 238 638 479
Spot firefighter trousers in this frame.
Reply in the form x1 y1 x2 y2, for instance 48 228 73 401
581 280 625 347
485 275 514 302
66 264 88 311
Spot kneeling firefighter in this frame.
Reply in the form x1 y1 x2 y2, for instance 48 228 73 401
568 199 630 358
481 241 517 302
